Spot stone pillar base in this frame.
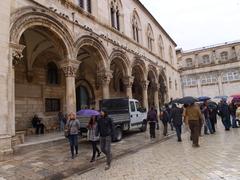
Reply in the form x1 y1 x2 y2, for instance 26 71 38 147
0 135 13 161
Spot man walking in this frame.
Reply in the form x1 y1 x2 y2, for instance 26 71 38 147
184 103 203 147
147 107 158 138
218 99 231 131
170 104 183 142
96 111 114 170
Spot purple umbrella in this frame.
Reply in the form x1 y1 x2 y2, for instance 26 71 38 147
76 109 100 117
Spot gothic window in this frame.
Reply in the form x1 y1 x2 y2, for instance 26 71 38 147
159 35 164 58
110 0 122 31
202 55 210 64
147 24 154 51
132 11 141 43
78 0 91 13
86 0 91 13
47 62 59 85
222 71 240 82
220 51 228 61
169 46 174 64
175 80 178 90
76 86 90 111
79 0 84 9
186 58 193 67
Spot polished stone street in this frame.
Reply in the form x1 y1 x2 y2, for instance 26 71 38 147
67 125 240 180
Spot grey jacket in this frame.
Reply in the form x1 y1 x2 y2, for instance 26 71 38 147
66 119 80 135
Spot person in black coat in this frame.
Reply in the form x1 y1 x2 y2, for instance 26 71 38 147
209 107 217 132
147 107 158 138
32 115 45 134
170 104 183 142
217 100 231 131
160 107 170 136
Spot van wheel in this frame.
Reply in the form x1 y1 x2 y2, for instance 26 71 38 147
114 127 123 141
140 121 147 132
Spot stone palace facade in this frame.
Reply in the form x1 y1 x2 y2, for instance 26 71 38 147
177 41 240 98
0 0 181 155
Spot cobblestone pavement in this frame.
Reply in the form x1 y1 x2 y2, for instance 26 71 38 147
0 126 174 180
66 125 240 180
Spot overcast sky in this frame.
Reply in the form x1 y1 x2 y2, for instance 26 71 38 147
140 0 240 50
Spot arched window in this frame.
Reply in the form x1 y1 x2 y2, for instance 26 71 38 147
186 58 193 67
132 11 141 43
110 0 122 31
47 62 59 85
220 51 228 61
169 77 172 89
147 24 154 51
222 71 240 82
158 35 164 58
86 0 91 13
202 55 210 64
169 46 174 64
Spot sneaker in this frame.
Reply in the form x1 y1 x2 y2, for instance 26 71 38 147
105 165 110 170
90 159 95 163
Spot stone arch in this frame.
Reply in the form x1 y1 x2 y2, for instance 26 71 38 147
131 57 147 77
10 6 75 59
148 64 158 82
75 35 108 69
109 50 131 76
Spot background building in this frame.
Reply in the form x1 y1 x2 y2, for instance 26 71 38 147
177 40 240 98
0 0 181 155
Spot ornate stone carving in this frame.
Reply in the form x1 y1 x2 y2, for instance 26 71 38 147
123 76 134 88
141 80 149 90
152 83 160 91
97 70 113 87
10 43 25 66
60 59 81 77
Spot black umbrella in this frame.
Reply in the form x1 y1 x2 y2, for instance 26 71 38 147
207 101 218 109
169 98 180 104
178 96 198 105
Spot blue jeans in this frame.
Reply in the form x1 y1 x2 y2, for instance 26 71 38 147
60 121 65 131
68 134 78 157
231 115 237 128
204 118 213 134
174 125 182 140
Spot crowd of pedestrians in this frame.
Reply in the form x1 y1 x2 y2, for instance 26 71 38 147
62 97 240 170
147 98 240 148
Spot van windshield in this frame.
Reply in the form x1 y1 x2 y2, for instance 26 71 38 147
101 99 129 112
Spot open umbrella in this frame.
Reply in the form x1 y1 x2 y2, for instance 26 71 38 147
169 98 180 104
198 96 211 102
178 96 198 105
207 101 218 109
214 95 228 100
76 109 100 117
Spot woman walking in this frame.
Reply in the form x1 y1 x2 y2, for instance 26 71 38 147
87 116 101 162
66 112 80 159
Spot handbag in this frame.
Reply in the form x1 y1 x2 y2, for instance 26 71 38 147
64 121 73 138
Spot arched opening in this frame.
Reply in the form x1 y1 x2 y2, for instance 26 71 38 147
148 70 156 108
132 65 145 105
76 41 107 110
14 26 68 132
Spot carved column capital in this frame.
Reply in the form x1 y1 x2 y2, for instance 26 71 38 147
123 76 134 88
9 43 25 66
141 80 149 90
97 70 113 86
60 59 81 77
152 82 160 91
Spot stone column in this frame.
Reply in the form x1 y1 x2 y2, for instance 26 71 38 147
153 83 160 117
0 0 13 159
61 60 81 113
141 80 149 110
197 76 202 97
98 70 113 99
123 76 134 98
9 43 25 137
